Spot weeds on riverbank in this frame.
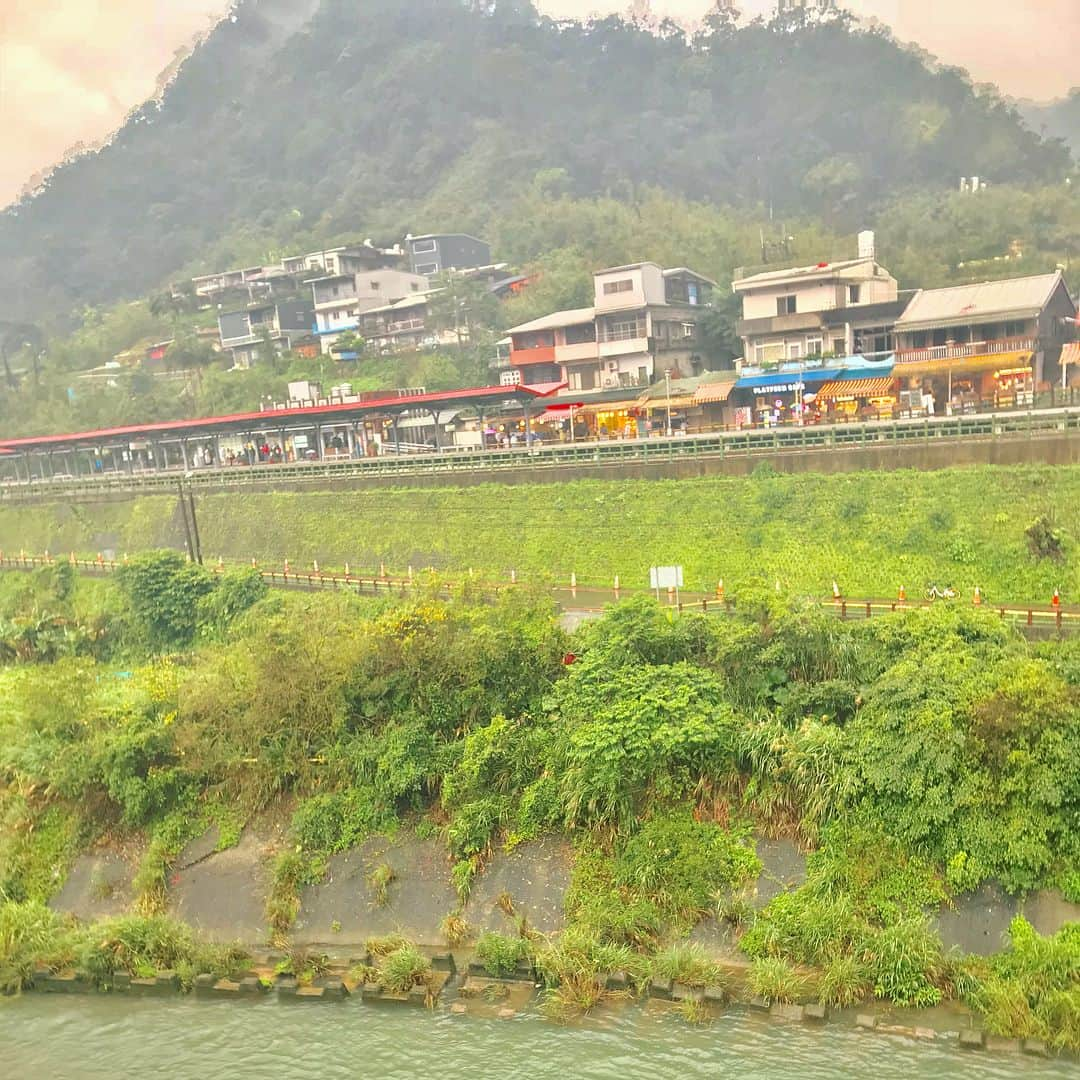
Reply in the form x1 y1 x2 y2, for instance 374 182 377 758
0 901 249 993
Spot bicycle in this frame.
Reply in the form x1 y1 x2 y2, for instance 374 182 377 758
925 584 957 601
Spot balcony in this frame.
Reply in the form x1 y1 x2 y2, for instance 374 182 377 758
556 341 599 364
509 345 556 367
895 336 1037 366
737 312 824 336
598 336 650 359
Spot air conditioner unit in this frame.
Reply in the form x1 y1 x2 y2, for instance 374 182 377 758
601 375 619 388
608 361 618 371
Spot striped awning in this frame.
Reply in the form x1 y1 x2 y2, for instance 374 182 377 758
895 350 1032 377
816 377 896 400
693 380 736 404
1062 342 1080 383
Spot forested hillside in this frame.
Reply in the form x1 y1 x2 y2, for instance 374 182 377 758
1021 90 1080 156
0 0 1072 324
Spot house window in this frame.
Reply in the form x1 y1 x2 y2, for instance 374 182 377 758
370 281 380 291
832 337 846 356
807 337 823 356
603 279 634 295
787 341 804 360
755 342 785 365
412 239 437 254
777 295 797 316
848 285 860 304
681 322 695 339
603 317 645 341
415 263 438 275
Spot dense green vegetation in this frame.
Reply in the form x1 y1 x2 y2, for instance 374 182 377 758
2 464 1077 603
0 554 1077 1042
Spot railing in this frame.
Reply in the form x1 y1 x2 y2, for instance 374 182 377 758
598 323 647 343
895 336 1037 365
0 554 1075 635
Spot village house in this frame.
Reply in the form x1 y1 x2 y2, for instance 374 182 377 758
311 269 430 355
217 300 314 369
732 241 902 367
892 270 1078 412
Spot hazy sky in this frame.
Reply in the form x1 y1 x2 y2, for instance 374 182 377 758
0 0 1077 207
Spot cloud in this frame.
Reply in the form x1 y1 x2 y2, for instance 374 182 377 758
0 0 229 205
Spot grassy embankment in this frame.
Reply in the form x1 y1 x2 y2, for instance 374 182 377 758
0 553 1078 1044
0 464 1078 602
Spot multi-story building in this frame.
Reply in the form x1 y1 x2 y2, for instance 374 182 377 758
311 269 430 355
217 300 314 369
501 263 715 394
733 254 901 367
893 271 1077 411
408 234 491 277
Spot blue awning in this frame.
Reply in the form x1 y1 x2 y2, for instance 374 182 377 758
735 369 837 394
735 360 894 395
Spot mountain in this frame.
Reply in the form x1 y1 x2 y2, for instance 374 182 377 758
1020 90 1080 157
0 0 1071 326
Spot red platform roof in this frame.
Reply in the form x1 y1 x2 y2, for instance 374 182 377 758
0 382 566 450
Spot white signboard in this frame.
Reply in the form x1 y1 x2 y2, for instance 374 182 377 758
649 566 684 590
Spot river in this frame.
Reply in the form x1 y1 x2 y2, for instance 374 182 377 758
0 994 1072 1080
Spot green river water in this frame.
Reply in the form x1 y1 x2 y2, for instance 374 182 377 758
1 995 1074 1080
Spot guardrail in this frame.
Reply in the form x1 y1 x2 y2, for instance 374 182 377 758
2 407 1078 501
1 554 1075 634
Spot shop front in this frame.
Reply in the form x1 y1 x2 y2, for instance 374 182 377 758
893 350 1033 415
731 368 837 426
814 375 897 420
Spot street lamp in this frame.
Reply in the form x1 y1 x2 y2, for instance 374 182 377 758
665 368 673 438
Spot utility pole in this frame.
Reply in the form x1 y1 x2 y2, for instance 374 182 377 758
665 368 673 437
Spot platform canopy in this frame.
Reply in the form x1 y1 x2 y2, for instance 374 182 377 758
0 382 566 455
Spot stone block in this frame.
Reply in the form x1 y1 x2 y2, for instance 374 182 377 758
294 986 325 999
772 1003 805 1022
276 978 299 999
803 1002 828 1022
648 977 674 1001
1022 1039 1049 1058
497 1007 515 1019
671 982 698 1002
360 983 383 1002
605 971 630 992
450 1002 467 1014
749 996 771 1012
43 973 91 994
703 986 727 1006
238 977 267 995
855 1013 878 1030
193 973 217 994
155 971 181 992
31 967 52 987
959 1029 986 1050
431 953 456 974
320 980 348 1000
111 972 132 992
985 1036 1021 1054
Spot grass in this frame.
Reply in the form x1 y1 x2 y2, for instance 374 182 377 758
475 931 530 978
440 911 472 948
366 862 396 907
651 944 726 990
378 943 432 994
679 997 714 1025
265 850 324 941
818 953 870 1008
748 957 809 1004
7 465 1080 602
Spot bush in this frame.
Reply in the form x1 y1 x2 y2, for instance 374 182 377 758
378 943 432 993
115 551 216 651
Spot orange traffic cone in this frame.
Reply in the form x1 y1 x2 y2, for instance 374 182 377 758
973 586 982 606
716 579 725 600
1052 589 1061 608
898 585 907 603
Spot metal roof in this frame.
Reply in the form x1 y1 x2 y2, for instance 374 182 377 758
662 267 719 287
506 307 596 335
0 384 566 451
732 258 882 291
895 272 1068 330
